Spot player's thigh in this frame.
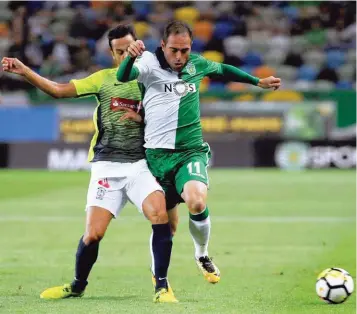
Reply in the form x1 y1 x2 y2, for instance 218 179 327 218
125 168 164 215
86 177 128 219
146 150 185 210
175 153 209 212
175 156 209 196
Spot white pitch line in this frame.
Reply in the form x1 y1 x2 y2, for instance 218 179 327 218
0 216 354 223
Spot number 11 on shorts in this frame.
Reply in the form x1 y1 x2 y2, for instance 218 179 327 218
187 161 200 174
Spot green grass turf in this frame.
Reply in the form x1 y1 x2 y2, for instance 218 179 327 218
0 169 355 313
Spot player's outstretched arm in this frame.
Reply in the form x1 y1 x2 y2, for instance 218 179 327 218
1 57 77 98
219 64 281 90
117 40 145 82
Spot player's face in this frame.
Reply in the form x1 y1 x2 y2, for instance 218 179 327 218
111 34 135 66
161 33 191 72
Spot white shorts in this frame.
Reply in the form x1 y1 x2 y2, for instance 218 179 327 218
86 159 163 218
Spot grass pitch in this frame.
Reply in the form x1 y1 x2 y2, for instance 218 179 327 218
0 169 355 314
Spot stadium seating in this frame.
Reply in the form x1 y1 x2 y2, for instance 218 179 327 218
191 38 205 53
297 65 319 81
248 32 272 55
253 65 276 78
0 8 11 22
54 8 75 22
290 36 309 53
303 50 327 68
174 7 199 26
346 49 356 64
209 82 226 91
202 51 224 63
326 50 346 69
336 81 354 89
1 1 355 92
282 6 299 21
131 1 151 18
314 80 336 90
338 64 355 82
134 22 150 39
242 52 263 67
263 50 287 67
294 80 315 91
213 21 235 39
223 36 250 58
144 37 160 53
275 65 298 82
193 20 214 43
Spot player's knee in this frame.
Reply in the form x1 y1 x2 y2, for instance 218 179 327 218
182 182 207 214
83 229 105 244
186 196 206 214
143 191 169 224
148 208 168 224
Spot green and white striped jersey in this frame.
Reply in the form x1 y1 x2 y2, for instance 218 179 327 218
134 49 223 150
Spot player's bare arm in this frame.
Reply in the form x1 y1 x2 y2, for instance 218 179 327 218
127 40 146 58
257 76 281 90
1 57 77 98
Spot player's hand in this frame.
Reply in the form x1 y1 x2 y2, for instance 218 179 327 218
258 76 281 90
127 40 146 58
1 57 27 76
119 111 142 123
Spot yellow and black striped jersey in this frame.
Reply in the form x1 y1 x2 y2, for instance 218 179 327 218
71 68 144 162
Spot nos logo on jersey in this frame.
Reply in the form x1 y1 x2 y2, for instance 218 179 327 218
164 81 196 97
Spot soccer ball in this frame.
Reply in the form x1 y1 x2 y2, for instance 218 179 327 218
316 267 354 304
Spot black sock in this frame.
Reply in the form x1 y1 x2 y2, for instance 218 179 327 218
71 235 99 293
152 223 172 291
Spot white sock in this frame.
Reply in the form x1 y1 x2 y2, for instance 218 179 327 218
189 213 211 259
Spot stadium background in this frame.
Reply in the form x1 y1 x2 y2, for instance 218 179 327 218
0 1 355 313
0 0 355 169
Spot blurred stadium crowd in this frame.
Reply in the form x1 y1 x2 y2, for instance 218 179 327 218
0 1 355 93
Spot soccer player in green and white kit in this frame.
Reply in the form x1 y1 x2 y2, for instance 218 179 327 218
2 25 178 303
117 20 281 284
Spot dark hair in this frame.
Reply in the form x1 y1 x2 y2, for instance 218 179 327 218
163 20 193 43
108 24 137 50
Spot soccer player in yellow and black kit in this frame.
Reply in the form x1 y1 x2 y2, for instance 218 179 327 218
1 25 177 303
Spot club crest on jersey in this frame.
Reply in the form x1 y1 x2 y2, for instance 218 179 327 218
110 97 141 112
164 81 196 97
186 62 196 75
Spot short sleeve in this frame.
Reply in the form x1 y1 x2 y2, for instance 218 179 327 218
71 70 106 96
